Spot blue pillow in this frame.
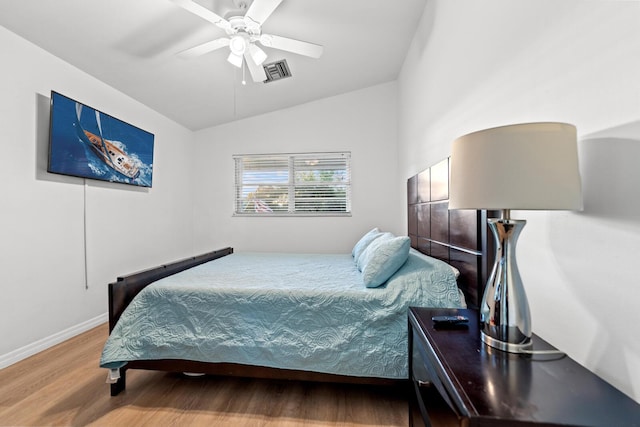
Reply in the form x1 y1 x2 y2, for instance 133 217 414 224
356 232 393 271
359 235 411 288
351 228 381 261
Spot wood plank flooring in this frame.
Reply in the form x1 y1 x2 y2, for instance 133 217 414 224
0 324 409 426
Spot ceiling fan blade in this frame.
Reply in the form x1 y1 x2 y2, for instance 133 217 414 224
245 0 283 25
170 0 230 30
177 37 230 58
259 34 323 59
244 51 267 82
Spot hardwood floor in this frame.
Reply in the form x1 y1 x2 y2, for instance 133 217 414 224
0 324 409 426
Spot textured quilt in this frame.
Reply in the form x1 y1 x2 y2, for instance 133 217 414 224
100 251 465 379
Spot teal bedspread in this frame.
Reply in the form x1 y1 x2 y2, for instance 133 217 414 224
100 251 465 379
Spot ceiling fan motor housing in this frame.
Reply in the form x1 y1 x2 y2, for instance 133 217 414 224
226 16 260 38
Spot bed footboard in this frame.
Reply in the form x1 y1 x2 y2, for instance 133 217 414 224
107 247 233 396
108 247 233 332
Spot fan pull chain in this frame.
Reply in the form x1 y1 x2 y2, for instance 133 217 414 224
233 78 237 117
242 60 247 85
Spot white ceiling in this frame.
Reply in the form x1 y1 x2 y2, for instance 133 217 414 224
0 0 427 130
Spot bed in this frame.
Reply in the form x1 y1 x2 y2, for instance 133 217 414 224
102 157 494 396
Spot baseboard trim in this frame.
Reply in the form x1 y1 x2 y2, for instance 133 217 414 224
0 312 108 369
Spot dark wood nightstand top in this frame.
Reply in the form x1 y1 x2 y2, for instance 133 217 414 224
409 307 640 426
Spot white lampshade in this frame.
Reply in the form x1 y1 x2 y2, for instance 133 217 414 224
227 51 243 68
449 122 582 211
229 35 247 56
248 43 268 66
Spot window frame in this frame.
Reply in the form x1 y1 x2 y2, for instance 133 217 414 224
233 151 352 217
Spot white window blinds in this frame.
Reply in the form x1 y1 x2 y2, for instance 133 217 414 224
233 152 351 216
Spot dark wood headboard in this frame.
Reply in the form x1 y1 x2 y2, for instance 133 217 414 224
407 157 495 309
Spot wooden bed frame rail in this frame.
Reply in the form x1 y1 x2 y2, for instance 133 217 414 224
108 247 234 332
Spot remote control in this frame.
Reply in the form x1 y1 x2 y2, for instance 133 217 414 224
432 315 469 326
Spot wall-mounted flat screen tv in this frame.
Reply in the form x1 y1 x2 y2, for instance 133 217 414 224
48 91 154 188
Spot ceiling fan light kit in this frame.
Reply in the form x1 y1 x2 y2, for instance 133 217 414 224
229 35 248 56
227 51 244 68
172 0 323 83
248 43 268 65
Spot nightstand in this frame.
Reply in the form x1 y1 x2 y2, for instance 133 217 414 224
408 307 640 426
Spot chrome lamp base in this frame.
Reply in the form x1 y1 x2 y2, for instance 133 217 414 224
480 213 532 353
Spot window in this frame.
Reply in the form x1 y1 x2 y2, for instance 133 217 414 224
233 152 351 216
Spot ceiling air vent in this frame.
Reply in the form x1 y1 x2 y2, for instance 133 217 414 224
263 59 292 83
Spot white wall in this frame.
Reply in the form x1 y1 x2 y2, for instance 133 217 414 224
7 0 639 405
0 25 195 366
398 0 640 402
192 82 400 254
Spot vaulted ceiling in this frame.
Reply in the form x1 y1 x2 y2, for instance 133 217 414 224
0 0 427 130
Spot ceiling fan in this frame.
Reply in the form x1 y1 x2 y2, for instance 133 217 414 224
171 0 324 83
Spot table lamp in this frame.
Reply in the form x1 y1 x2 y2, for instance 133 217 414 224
449 122 582 353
